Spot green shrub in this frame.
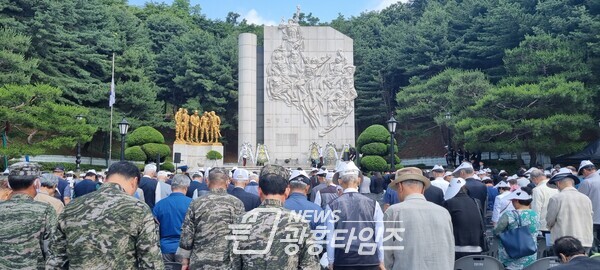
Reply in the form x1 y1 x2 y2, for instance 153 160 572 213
160 161 175 172
356 125 390 150
125 146 147 161
360 155 389 172
126 126 165 146
361 142 388 156
206 150 223 160
141 143 171 161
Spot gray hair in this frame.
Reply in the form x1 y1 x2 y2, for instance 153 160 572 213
208 168 229 184
289 181 307 190
144 164 157 175
401 180 424 189
171 174 190 189
157 170 169 179
249 174 259 182
530 169 545 180
339 174 359 185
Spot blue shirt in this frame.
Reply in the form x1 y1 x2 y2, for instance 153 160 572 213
284 192 323 230
486 186 499 211
383 187 400 205
152 192 192 254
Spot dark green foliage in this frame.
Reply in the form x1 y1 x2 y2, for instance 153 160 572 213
126 126 165 146
361 142 388 156
357 125 390 150
141 143 171 160
124 145 147 161
206 150 223 160
360 156 389 172
161 161 175 172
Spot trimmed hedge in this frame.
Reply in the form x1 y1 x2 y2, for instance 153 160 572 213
124 146 147 161
141 143 171 160
161 161 175 172
126 126 165 146
357 125 390 151
206 150 223 160
360 155 389 172
361 142 388 156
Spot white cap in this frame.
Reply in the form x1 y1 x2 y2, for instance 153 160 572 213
507 174 518 181
453 162 474 174
499 170 507 174
325 172 334 181
578 160 594 173
477 170 486 175
494 181 511 188
444 177 466 200
310 167 319 172
66 170 75 175
517 177 530 187
482 176 491 181
444 171 452 177
316 168 328 176
432 165 444 172
525 167 535 175
86 169 97 175
233 168 249 181
503 188 532 201
339 161 360 177
484 168 492 173
472 174 481 180
289 170 309 181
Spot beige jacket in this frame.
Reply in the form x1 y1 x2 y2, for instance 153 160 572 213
546 187 594 247
34 192 64 215
531 180 558 231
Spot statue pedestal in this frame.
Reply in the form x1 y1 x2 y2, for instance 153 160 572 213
173 143 224 169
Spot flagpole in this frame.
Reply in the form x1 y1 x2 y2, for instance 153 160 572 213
108 53 115 166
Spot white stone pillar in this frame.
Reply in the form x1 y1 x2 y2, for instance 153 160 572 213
238 33 257 158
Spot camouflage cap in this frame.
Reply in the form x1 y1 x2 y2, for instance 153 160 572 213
8 162 42 178
259 164 290 180
39 173 59 187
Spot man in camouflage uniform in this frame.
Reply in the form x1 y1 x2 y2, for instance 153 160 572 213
0 162 57 269
177 168 245 270
230 165 319 270
46 161 163 269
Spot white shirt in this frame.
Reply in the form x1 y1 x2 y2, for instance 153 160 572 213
430 177 449 195
325 188 384 265
531 179 559 231
492 191 514 223
314 184 342 206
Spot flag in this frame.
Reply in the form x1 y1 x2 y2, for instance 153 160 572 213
109 72 115 107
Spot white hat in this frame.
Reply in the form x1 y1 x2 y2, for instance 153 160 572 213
86 169 97 175
507 174 518 181
472 174 481 180
484 168 492 173
339 161 360 177
310 167 319 172
79 173 85 177
444 177 466 200
289 170 309 181
66 170 75 175
494 181 510 188
499 170 507 175
482 176 491 181
503 188 532 201
477 170 486 175
453 162 474 174
578 160 594 174
525 167 535 175
317 168 328 176
325 172 334 181
444 171 452 177
517 177 530 187
432 165 444 172
233 168 249 181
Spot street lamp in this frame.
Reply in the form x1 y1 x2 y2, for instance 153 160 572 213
118 118 130 161
386 116 398 172
445 112 452 148
75 114 84 171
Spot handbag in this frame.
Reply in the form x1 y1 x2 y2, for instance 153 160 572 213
472 198 490 252
498 210 537 258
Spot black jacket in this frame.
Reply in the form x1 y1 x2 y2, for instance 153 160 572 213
370 176 385 194
139 176 158 209
549 256 600 270
230 187 261 212
443 192 484 247
465 178 488 215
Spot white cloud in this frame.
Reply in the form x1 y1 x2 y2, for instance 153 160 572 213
242 9 276 26
372 0 411 11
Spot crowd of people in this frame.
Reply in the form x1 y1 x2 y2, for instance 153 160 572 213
1 158 600 270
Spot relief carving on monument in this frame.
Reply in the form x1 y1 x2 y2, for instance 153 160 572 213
266 7 357 137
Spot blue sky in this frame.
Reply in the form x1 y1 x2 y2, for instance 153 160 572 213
127 0 407 25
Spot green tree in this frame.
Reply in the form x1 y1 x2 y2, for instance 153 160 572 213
357 125 400 172
455 76 596 166
0 84 96 157
0 28 38 85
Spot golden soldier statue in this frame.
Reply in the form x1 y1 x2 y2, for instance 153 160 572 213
174 108 184 143
200 112 210 143
180 109 190 142
209 111 221 143
190 110 200 143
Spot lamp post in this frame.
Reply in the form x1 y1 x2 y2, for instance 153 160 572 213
445 112 452 148
118 118 130 161
75 114 84 171
386 116 398 172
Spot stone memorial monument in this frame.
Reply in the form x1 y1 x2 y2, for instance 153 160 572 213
173 108 224 167
238 7 356 164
